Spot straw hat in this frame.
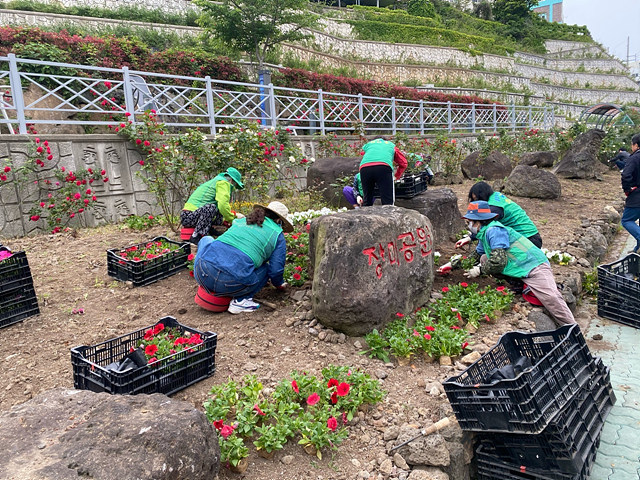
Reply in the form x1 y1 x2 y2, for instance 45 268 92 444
254 201 294 233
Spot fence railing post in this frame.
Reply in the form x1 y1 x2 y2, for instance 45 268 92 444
420 100 424 135
318 89 325 135
447 102 452 134
391 97 396 135
471 102 476 133
510 103 516 132
528 104 532 129
122 66 136 125
358 93 363 124
7 54 27 134
492 103 497 132
205 76 216 135
268 83 277 128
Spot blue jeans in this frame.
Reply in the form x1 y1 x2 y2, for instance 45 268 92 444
194 256 269 301
621 206 640 252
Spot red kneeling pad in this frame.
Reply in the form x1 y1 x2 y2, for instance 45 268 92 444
195 286 231 313
180 227 195 241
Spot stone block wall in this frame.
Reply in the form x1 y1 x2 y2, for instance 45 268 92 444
35 0 197 14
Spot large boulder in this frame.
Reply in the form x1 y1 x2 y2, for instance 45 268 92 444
519 151 558 168
310 206 434 336
502 165 562 199
395 188 466 245
553 129 607 179
0 389 220 480
306 156 361 207
461 151 512 181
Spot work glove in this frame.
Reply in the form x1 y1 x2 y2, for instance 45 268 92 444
455 236 472 249
437 262 452 275
235 212 245 219
222 220 232 228
464 266 482 278
276 282 288 291
356 195 363 206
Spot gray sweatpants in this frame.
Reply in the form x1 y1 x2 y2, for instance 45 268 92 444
525 263 576 326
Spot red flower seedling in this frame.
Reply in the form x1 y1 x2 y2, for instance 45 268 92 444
327 416 338 432
337 382 350 397
307 393 320 405
291 380 299 393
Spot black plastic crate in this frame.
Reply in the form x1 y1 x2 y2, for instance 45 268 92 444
476 362 614 475
373 171 429 199
107 236 191 287
597 253 640 328
0 250 39 328
0 250 34 294
71 316 217 395
476 429 600 480
443 325 598 434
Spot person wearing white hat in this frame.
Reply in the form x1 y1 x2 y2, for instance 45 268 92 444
193 201 293 314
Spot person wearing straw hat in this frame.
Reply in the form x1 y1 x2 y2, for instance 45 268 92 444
193 201 293 314
181 167 244 245
441 200 575 326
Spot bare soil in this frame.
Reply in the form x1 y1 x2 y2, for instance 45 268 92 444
0 169 626 480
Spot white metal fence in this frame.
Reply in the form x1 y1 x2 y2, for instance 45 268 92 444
0 54 554 135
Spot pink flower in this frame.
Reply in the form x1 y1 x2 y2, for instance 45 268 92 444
253 404 266 416
425 326 435 332
461 342 469 350
327 416 338 432
424 333 432 340
413 329 420 337
213 419 224 431
307 393 320 405
293 273 301 280
451 325 460 330
145 344 158 356
220 424 234 439
292 380 299 393
441 287 449 293
460 282 468 288
396 312 404 317
496 286 506 292
327 378 339 389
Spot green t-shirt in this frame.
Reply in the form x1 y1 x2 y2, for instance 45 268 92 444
216 217 282 267
359 139 395 170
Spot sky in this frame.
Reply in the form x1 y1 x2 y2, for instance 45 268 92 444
563 0 640 70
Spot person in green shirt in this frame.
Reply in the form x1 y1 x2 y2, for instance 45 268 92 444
456 181 542 249
458 201 574 326
343 173 364 208
359 137 407 206
181 167 244 244
194 201 292 314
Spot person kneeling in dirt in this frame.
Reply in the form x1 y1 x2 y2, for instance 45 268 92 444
193 202 292 314
181 167 244 245
456 181 542 249
343 172 365 208
452 200 575 326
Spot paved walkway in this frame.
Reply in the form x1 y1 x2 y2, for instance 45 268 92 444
588 234 640 480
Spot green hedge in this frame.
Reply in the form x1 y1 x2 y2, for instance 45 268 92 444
347 19 515 56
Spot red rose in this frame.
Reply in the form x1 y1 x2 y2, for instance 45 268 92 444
327 416 338 432
336 382 350 397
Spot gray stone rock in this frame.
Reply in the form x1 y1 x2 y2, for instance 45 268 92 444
395 188 466 246
394 452 410 470
395 429 449 467
281 455 294 465
383 425 400 441
379 458 393 475
407 467 450 480
0 389 219 480
307 156 362 208
460 351 481 365
528 309 557 332
310 206 434 336
443 440 471 480
461 150 512 181
431 172 464 186
553 129 607 179
519 151 558 168
502 165 562 199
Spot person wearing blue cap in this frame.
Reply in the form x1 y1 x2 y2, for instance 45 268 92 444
442 200 575 326
181 167 244 245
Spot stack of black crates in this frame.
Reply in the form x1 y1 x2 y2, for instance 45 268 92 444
597 253 640 328
443 325 615 480
0 246 39 329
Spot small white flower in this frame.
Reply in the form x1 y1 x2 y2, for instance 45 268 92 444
289 156 296 162
229 146 234 151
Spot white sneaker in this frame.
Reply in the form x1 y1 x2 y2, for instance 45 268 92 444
228 298 260 314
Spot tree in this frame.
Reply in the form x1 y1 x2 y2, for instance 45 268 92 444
194 0 317 69
492 0 538 40
406 0 437 18
472 1 492 21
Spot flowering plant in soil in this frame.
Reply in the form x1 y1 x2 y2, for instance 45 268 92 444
1 137 109 233
284 230 309 287
433 283 514 328
541 248 574 266
203 366 384 465
136 322 204 365
187 253 195 277
116 239 180 262
288 207 347 226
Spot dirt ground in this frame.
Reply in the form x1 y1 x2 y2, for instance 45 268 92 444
0 169 627 480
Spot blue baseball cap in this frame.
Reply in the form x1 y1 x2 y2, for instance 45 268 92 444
462 200 498 221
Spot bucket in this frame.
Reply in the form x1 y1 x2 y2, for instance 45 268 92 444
180 227 195 241
195 286 231 313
